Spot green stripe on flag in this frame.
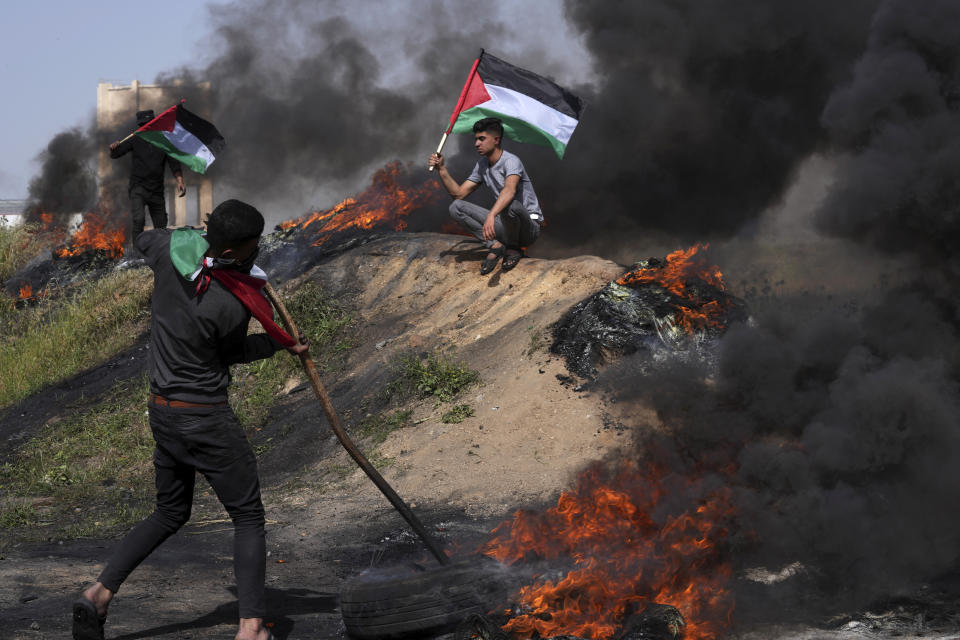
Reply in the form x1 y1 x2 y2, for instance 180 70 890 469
452 107 568 158
137 131 211 174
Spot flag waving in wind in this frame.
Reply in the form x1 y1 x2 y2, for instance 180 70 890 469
445 50 584 158
136 102 225 174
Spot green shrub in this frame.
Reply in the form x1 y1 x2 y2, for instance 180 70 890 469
356 409 412 445
441 404 474 424
387 352 479 403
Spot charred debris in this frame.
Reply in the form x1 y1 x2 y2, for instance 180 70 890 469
453 604 686 640
551 249 748 380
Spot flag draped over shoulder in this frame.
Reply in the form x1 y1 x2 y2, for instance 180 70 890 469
447 51 584 158
169 228 296 348
137 103 225 174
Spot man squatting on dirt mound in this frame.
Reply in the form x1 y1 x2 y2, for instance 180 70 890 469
429 117 544 274
72 200 308 640
109 109 187 240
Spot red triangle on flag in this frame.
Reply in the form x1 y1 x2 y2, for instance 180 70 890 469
460 73 491 112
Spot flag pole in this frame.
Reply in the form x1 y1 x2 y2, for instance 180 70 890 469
112 99 185 146
429 48 484 172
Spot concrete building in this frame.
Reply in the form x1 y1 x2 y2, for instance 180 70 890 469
97 80 214 228
0 199 26 226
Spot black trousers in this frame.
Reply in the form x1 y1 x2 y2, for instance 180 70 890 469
98 402 266 618
130 185 168 238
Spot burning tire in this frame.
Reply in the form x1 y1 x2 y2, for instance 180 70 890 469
340 557 510 639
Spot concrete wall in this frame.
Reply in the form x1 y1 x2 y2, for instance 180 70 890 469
97 80 215 228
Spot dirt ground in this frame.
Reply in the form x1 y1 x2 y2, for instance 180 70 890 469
1 233 952 640
0 233 633 639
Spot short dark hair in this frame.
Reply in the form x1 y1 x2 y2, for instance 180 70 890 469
206 199 265 250
473 117 504 137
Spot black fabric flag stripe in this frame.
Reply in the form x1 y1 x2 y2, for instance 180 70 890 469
477 53 584 120
176 105 226 154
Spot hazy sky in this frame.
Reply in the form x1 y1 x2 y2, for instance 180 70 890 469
0 1 210 198
0 0 589 200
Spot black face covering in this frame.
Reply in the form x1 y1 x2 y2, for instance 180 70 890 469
236 246 259 273
212 246 259 273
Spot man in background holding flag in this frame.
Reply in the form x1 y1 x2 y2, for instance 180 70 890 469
110 102 225 244
110 109 186 240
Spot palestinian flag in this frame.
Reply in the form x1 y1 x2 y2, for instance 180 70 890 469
137 102 225 174
169 228 296 348
446 51 583 158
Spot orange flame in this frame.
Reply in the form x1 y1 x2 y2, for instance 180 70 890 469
55 211 125 259
279 162 443 245
483 462 734 639
18 284 33 299
617 244 729 334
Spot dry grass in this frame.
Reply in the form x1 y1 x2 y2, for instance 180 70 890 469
0 376 155 543
230 280 357 427
0 268 152 408
0 223 47 283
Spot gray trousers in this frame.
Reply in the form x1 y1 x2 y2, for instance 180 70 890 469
449 200 541 250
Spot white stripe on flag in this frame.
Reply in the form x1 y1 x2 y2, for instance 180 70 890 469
163 122 216 169
478 84 579 145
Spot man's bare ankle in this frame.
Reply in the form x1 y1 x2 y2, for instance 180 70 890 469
82 582 113 617
236 617 270 640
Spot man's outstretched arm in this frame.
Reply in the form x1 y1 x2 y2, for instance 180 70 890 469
429 153 479 200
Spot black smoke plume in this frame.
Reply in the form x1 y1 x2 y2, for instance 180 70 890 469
540 0 880 248
24 128 96 220
24 2 521 228
818 0 960 278
601 0 960 618
155 5 507 213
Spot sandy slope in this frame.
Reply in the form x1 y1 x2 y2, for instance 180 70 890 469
283 232 632 518
0 232 635 639
0 232 945 639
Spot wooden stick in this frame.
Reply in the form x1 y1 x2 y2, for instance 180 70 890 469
263 282 450 566
427 132 449 173
114 130 138 147
429 50 483 172
112 100 184 148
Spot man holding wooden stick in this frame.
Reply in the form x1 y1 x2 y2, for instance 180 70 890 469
73 199 306 640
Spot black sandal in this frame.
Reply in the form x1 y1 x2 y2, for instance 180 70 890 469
480 245 504 275
501 250 523 271
72 597 105 640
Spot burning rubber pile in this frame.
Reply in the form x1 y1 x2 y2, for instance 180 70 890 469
5 162 443 303
551 245 747 378
478 461 734 640
274 162 443 244
341 460 733 640
258 161 446 280
5 208 131 303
